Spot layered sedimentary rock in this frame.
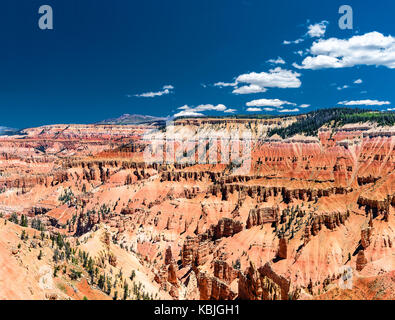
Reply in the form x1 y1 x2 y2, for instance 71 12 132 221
197 272 237 300
246 206 279 228
0 118 394 300
238 262 290 300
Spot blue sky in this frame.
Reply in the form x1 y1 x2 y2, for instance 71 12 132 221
1 0 395 128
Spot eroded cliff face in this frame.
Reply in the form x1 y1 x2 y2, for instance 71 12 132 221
0 120 394 300
238 262 291 300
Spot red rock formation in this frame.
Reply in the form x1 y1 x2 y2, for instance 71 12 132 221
356 250 368 271
197 272 236 300
238 262 290 300
182 236 198 267
361 226 373 249
212 218 243 240
1 119 394 300
164 246 173 265
213 259 238 284
168 263 178 286
277 238 287 260
246 206 279 229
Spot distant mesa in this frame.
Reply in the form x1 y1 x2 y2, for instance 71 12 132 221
0 126 19 136
96 114 168 125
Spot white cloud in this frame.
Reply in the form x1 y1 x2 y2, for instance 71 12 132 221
307 21 329 38
214 81 237 87
173 110 204 118
134 85 174 98
279 108 300 113
215 67 301 95
224 108 237 113
232 84 267 94
194 104 227 112
387 108 395 111
283 38 304 45
299 104 310 108
246 98 296 108
338 99 391 106
235 67 301 93
293 56 342 69
263 108 275 112
246 107 262 112
294 32 395 69
267 57 285 64
283 20 328 48
178 105 190 110
337 79 362 90
174 104 234 117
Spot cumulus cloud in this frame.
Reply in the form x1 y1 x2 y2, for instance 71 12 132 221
234 68 302 94
232 85 267 94
279 108 300 113
173 110 204 118
246 101 301 112
246 98 296 108
387 108 395 111
246 107 262 112
338 99 391 106
224 108 237 113
194 104 227 112
299 104 310 108
215 67 302 95
214 81 238 87
307 21 329 38
174 104 235 117
354 79 363 84
337 85 349 90
134 85 174 98
294 32 395 69
237 68 301 89
267 57 286 64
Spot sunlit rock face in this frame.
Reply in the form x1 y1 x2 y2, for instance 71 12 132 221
0 117 394 300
